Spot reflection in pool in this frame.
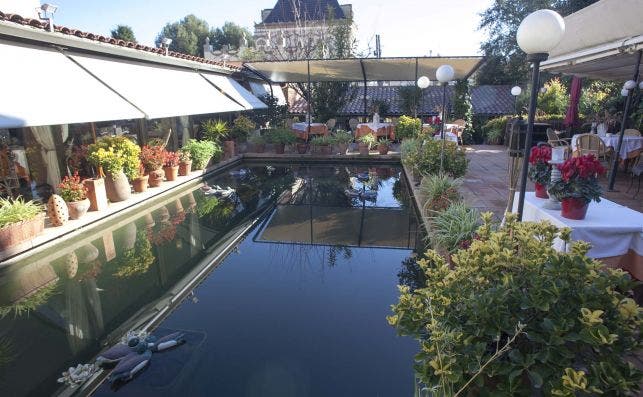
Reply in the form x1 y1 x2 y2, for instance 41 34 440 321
0 163 421 396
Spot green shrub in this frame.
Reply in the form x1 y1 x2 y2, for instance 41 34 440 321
357 133 377 148
247 134 266 145
420 173 461 214
538 78 569 115
396 115 422 140
266 128 297 144
389 213 642 396
428 201 479 252
421 140 468 178
229 115 256 141
331 130 353 144
310 135 333 146
0 197 43 228
401 138 422 172
202 119 229 142
482 116 509 144
182 139 221 169
87 136 141 180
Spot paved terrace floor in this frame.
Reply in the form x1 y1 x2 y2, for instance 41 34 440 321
461 145 643 219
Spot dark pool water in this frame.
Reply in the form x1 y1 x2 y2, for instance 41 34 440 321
0 163 421 397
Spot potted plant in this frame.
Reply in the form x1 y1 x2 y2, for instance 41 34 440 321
0 197 44 251
357 133 377 156
230 115 256 144
295 138 309 154
331 130 353 154
267 128 296 154
248 134 267 153
202 119 232 158
549 154 606 220
178 150 192 176
311 135 333 155
378 138 391 155
140 145 166 187
87 136 140 202
182 139 220 170
527 145 552 199
58 173 90 220
395 115 422 140
132 163 149 193
163 150 180 181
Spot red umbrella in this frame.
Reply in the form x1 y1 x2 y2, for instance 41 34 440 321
564 76 582 128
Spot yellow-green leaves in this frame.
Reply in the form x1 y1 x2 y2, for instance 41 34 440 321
580 308 604 326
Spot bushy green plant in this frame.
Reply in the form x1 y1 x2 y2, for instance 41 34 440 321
113 231 155 278
0 197 43 228
310 135 333 146
266 128 297 145
389 213 642 396
87 136 141 180
482 116 509 145
420 173 461 213
538 78 569 115
330 130 353 144
414 139 468 178
229 115 256 141
428 201 479 252
247 134 266 145
358 133 377 148
201 119 229 142
396 115 422 140
401 138 422 173
182 139 221 169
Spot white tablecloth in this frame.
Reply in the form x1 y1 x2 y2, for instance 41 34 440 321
10 148 28 169
432 132 459 143
572 134 643 159
357 122 392 131
423 123 459 131
292 122 326 132
513 192 643 259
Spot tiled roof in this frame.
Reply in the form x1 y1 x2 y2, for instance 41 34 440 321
262 0 346 24
0 11 239 71
290 85 515 116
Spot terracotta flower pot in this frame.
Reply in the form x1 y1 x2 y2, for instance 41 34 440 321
378 143 389 155
561 197 589 220
0 213 44 251
224 140 235 159
67 198 91 220
133 175 149 193
148 169 164 188
318 144 332 155
104 171 131 202
179 161 192 176
274 143 285 154
534 182 549 199
83 177 108 211
253 143 266 153
358 142 370 156
164 165 179 181
296 143 308 154
337 143 348 154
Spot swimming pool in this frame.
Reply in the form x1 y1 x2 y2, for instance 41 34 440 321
0 163 421 396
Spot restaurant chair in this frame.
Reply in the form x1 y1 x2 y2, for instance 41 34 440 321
451 119 466 145
574 133 613 173
626 153 643 198
285 118 294 129
624 129 641 136
349 118 359 132
547 128 571 155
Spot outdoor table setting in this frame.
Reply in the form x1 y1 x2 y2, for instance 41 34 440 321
571 133 643 160
355 122 395 139
291 122 329 141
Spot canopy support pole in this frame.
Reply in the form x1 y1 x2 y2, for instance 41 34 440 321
360 59 367 118
414 58 419 118
608 49 641 191
307 59 311 135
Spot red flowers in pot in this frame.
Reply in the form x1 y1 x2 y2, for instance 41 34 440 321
527 145 552 199
549 154 606 220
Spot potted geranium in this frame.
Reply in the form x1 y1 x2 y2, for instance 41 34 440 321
87 136 140 202
58 173 90 220
178 150 192 176
0 197 44 250
140 145 165 187
248 134 267 153
357 133 377 156
182 139 220 170
163 151 180 181
549 154 606 220
527 145 552 199
377 138 391 155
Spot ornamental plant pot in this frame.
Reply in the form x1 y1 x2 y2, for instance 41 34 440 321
67 198 91 220
378 143 389 155
163 165 179 181
319 144 332 155
0 213 45 251
296 143 308 154
148 169 164 188
132 175 149 193
223 140 235 159
178 161 192 176
104 171 131 202
358 142 370 156
534 183 549 199
83 177 108 211
274 143 285 154
560 197 589 220
337 143 348 155
47 194 69 226
254 143 266 153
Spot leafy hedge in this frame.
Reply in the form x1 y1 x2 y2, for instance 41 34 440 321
401 138 468 178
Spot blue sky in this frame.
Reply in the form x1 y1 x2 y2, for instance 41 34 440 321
44 0 492 57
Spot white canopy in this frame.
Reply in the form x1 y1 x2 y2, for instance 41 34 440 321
541 0 643 81
67 52 245 119
200 74 267 110
249 82 288 106
244 56 483 83
0 39 144 128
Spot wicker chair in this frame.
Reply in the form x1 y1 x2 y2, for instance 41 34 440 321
285 118 294 129
348 118 359 132
547 128 571 149
626 153 643 198
573 133 613 172
326 118 336 131
624 129 641 136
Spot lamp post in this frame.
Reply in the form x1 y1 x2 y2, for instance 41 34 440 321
436 65 454 172
511 86 522 115
417 76 430 124
515 9 565 221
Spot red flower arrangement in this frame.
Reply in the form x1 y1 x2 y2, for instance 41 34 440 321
58 172 88 202
163 151 180 167
549 154 606 204
527 145 552 185
140 145 166 172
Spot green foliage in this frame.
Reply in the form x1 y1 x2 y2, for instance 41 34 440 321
201 120 229 142
0 280 57 318
357 133 377 148
87 136 141 180
389 213 642 396
538 78 569 115
402 139 468 178
399 86 422 116
110 25 136 43
114 231 155 278
229 115 256 141
453 80 475 144
182 139 220 169
482 116 509 144
247 134 266 145
420 173 462 214
580 80 621 117
311 81 354 124
266 128 297 144
155 14 210 56
396 115 422 140
0 197 43 228
428 201 480 252
250 94 288 128
310 135 333 146
330 131 353 144
210 21 254 50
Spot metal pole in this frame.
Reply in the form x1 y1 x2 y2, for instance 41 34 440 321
360 59 367 118
307 59 311 135
414 58 419 118
439 82 447 172
517 53 547 221
607 49 641 191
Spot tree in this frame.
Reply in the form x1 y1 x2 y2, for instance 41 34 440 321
111 25 137 43
477 0 600 85
210 22 254 50
537 78 568 115
155 15 210 56
453 80 475 143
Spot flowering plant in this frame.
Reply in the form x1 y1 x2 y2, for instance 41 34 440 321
58 173 88 202
527 145 552 185
87 136 141 180
549 154 606 203
163 151 180 167
140 145 165 172
178 150 191 163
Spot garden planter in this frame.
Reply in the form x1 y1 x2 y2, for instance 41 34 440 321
178 161 192 176
337 143 348 154
561 197 589 220
132 175 149 193
296 143 308 154
104 171 131 202
83 178 108 211
274 143 285 154
253 143 266 153
148 169 164 188
378 144 389 155
66 198 90 220
163 165 179 181
358 143 370 156
0 213 44 251
47 194 68 226
534 183 549 199
318 144 332 155
224 140 235 159
192 162 206 171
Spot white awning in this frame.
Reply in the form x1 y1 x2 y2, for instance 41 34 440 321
541 0 643 81
0 39 144 128
249 82 288 106
200 74 267 110
67 52 245 119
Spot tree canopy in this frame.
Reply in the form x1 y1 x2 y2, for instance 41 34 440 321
110 25 136 43
155 14 210 56
211 22 254 50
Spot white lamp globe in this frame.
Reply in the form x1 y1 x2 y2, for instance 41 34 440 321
436 65 454 83
639 81 643 90
517 9 565 55
417 76 430 89
621 88 630 97
511 86 522 96
623 80 637 90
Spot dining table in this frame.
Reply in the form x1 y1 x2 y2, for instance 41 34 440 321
355 122 395 140
571 133 643 160
291 122 329 141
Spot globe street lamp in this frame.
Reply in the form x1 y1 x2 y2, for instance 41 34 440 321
515 9 565 221
435 65 454 172
511 86 522 115
417 76 430 124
